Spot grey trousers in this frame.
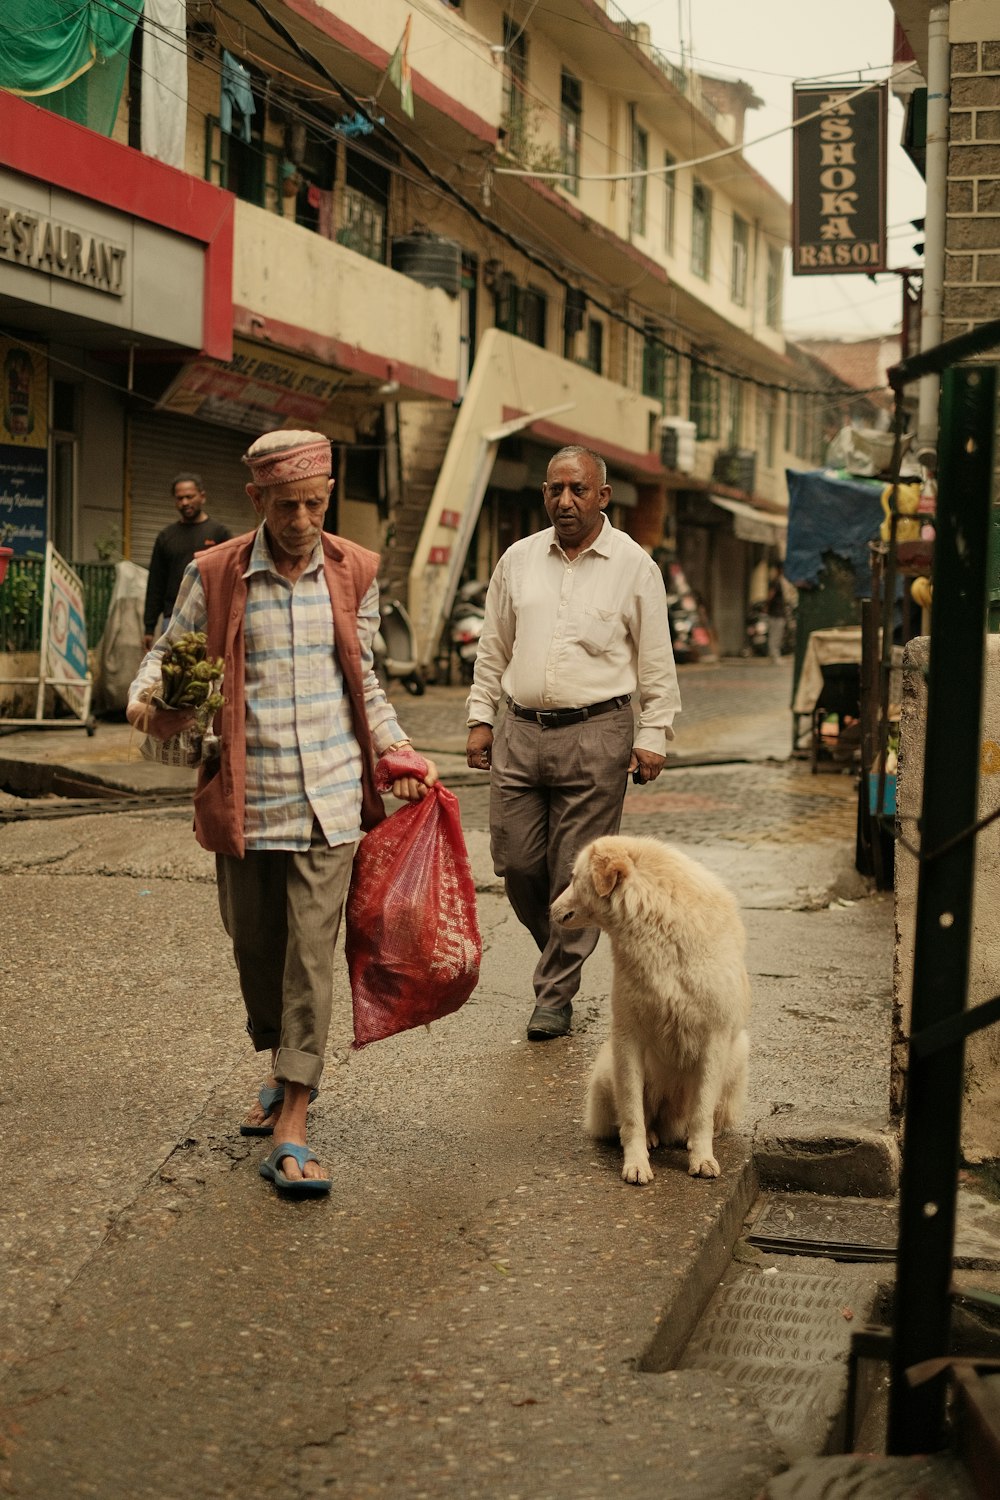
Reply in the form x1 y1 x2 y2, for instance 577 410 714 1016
489 702 633 1010
216 834 355 1088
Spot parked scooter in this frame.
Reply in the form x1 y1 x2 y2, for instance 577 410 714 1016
666 591 700 665
448 579 488 684
374 595 425 695
744 600 771 657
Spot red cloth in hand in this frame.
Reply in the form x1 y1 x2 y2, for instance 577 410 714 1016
346 783 481 1048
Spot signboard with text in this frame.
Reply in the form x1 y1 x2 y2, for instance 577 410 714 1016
0 334 48 555
42 544 90 719
792 83 887 275
157 338 348 433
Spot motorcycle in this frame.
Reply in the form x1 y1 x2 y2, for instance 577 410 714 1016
448 579 487 684
374 595 425 696
744 600 771 657
667 591 700 665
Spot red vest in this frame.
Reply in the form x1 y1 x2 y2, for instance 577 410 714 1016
192 529 387 857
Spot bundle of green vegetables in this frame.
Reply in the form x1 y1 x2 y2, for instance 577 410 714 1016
154 631 224 726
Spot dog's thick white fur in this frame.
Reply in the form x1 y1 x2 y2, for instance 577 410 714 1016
550 835 750 1185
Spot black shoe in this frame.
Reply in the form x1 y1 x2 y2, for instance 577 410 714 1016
526 1004 572 1041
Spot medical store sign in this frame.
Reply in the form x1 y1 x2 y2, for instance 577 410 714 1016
0 199 126 297
792 83 887 275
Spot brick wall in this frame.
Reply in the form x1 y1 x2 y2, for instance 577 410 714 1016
944 37 1000 338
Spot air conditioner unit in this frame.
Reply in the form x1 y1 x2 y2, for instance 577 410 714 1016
660 417 697 474
713 448 756 494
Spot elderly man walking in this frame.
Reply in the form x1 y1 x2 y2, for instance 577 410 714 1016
128 430 435 1195
465 444 680 1041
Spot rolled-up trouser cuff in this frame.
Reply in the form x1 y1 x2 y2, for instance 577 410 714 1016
246 1020 280 1053
275 1046 323 1090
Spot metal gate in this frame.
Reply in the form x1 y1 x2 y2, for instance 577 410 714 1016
127 413 255 565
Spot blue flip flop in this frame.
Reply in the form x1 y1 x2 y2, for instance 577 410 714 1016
259 1142 331 1196
240 1084 319 1137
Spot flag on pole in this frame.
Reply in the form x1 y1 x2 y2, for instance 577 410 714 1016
387 16 414 118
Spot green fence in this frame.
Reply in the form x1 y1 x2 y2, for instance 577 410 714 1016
0 559 118 653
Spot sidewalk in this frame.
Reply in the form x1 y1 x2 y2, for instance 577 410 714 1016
0 662 990 1497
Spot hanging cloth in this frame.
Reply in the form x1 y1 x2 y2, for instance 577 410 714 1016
0 0 139 135
220 49 255 142
141 0 187 169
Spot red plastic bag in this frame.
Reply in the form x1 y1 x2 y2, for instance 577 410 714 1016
346 758 482 1048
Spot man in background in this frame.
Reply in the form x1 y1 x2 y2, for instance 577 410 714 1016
465 445 679 1041
142 473 231 648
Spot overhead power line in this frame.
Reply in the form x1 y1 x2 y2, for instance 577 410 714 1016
238 0 884 404
495 69 907 182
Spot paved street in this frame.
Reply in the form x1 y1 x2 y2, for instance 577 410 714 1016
0 659 900 1498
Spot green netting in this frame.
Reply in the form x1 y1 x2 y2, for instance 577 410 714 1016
0 0 142 134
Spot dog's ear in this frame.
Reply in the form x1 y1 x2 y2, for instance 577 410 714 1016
590 846 631 897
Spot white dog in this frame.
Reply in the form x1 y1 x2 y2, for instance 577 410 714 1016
550 835 750 1185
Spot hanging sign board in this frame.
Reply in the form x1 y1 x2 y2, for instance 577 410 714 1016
157 338 349 433
792 83 887 275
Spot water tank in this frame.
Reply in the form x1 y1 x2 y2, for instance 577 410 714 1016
391 234 462 297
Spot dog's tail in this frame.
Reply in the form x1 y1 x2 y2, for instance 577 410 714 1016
715 1028 750 1131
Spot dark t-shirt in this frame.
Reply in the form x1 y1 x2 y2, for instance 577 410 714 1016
143 518 231 631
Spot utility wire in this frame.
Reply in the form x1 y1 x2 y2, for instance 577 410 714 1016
237 0 885 403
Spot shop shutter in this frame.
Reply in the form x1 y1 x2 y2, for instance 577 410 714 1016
128 413 256 565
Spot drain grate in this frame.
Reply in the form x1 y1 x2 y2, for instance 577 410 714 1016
746 1193 898 1262
678 1260 883 1458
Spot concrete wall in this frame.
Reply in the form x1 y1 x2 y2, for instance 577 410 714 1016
895 634 1000 1162
233 201 460 388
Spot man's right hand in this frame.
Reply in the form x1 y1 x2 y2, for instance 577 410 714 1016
126 699 196 741
142 633 154 651
466 724 493 771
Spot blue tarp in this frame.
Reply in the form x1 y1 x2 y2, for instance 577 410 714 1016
785 468 885 594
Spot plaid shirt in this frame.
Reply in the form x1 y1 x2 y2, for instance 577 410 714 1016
130 525 406 850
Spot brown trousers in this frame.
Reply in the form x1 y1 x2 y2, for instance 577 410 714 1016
489 702 633 1010
216 834 355 1088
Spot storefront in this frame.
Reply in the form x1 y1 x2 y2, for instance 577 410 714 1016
0 90 234 565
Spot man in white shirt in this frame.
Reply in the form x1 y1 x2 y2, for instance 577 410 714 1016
465 445 680 1040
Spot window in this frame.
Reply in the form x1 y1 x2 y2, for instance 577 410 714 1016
204 65 279 209
663 152 676 254
495 278 547 347
766 246 783 329
560 70 582 195
519 285 547 347
641 323 677 407
689 363 721 439
630 120 648 238
338 148 390 262
503 17 528 135
691 179 712 280
728 378 744 448
758 391 776 467
585 318 604 375
731 214 749 306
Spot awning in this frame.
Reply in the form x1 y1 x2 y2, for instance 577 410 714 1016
709 494 788 545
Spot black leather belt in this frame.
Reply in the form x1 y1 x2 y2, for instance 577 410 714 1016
509 694 631 728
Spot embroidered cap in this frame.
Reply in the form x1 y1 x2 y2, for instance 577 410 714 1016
242 429 332 488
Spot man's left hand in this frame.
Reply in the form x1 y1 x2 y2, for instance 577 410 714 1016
628 749 666 784
391 758 438 802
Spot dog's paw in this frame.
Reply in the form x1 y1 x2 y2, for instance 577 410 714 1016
622 1157 654 1185
688 1154 720 1179
646 1126 660 1150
